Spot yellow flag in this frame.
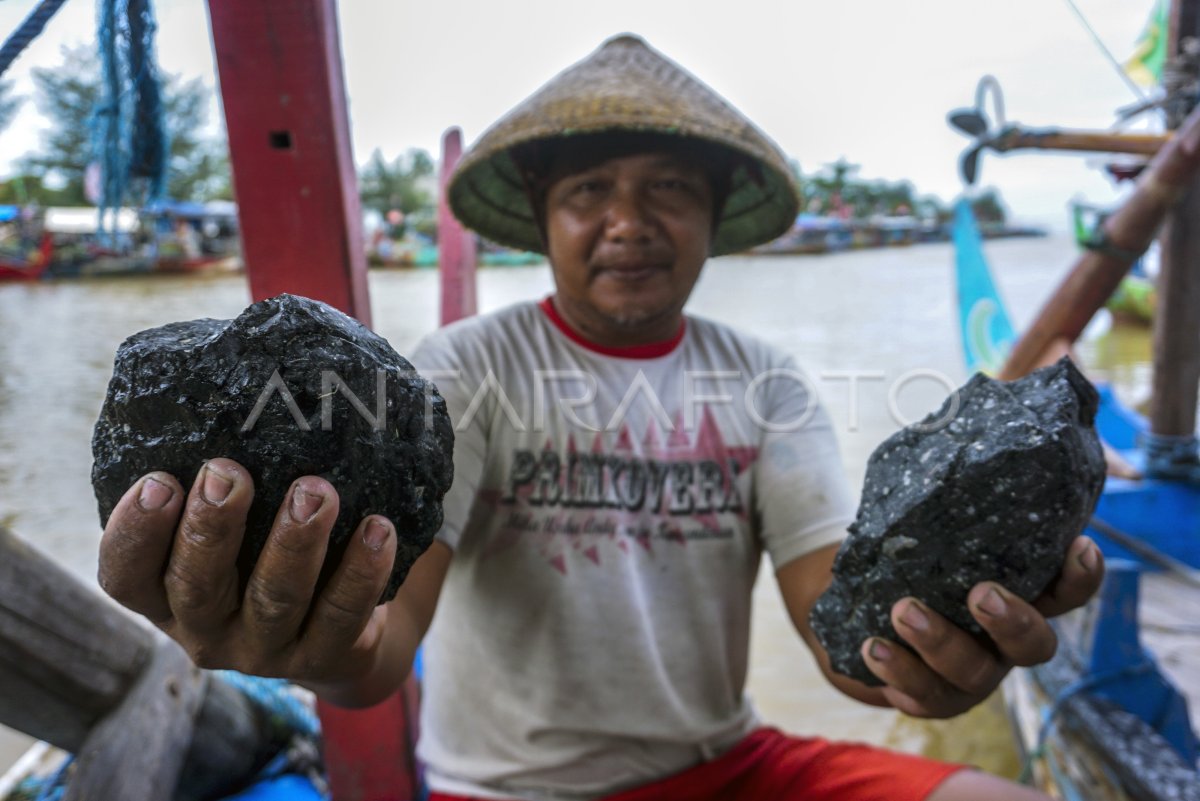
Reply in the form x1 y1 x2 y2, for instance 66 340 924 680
1126 0 1168 87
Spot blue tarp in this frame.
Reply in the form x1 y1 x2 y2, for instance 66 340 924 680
142 199 235 218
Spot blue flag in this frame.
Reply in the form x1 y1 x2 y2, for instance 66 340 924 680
953 198 1017 375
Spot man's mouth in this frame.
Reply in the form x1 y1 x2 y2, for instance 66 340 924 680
593 262 669 281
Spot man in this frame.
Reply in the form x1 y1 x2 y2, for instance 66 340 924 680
99 35 1103 801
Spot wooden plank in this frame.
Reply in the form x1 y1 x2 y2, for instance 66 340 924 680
0 527 152 749
65 639 205 801
205 0 371 324
0 526 282 800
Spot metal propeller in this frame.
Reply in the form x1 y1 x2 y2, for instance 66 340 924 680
947 75 1006 184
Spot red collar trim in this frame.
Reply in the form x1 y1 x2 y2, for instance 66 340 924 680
538 297 686 359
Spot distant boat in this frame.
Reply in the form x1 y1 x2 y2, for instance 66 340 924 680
1 204 244 280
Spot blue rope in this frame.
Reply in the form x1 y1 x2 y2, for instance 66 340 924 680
95 0 127 243
11 675 320 801
125 0 167 197
1018 662 1154 784
213 671 322 740
0 0 69 80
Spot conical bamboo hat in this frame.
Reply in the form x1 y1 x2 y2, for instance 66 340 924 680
448 34 799 256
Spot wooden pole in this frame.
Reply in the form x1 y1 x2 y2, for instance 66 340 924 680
206 0 371 325
439 127 479 327
0 527 272 801
999 105 1200 380
205 4 424 795
1149 0 1200 443
990 127 1169 157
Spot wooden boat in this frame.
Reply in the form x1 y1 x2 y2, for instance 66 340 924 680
949 74 1200 797
0 235 52 282
0 2 413 799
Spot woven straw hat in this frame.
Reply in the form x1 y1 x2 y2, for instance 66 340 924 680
447 34 799 256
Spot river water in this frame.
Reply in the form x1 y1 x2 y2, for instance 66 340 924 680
0 235 1157 777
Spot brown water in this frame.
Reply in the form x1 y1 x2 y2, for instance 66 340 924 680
0 235 1158 777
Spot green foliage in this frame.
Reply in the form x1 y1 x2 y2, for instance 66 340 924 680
797 158 1004 223
359 148 435 217
0 80 23 132
0 174 77 205
20 45 230 204
970 188 1008 224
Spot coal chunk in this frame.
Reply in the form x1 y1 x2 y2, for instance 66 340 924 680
92 293 454 602
810 358 1106 686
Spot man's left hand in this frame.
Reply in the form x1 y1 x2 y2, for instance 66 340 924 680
860 534 1105 718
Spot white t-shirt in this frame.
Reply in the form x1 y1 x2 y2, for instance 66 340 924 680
411 300 855 800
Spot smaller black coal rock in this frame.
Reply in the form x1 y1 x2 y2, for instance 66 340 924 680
92 294 455 602
810 358 1106 686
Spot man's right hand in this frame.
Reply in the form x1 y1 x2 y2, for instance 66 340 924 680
98 458 399 689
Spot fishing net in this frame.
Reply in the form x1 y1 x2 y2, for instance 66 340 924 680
94 0 168 242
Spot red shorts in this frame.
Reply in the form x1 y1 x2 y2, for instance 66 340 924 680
428 727 966 801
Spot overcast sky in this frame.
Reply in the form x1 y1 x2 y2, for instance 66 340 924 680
0 0 1159 228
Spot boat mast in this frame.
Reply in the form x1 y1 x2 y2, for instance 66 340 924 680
206 3 418 798
1148 0 1200 475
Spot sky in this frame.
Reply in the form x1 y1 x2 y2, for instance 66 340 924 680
0 0 1161 229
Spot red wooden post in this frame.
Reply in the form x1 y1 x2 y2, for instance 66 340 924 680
206 0 371 325
206 2 420 798
315 680 422 801
438 127 478 326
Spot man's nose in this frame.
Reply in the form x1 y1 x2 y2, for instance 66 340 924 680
603 189 655 241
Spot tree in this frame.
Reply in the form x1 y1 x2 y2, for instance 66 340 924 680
971 188 1008 224
0 174 77 206
358 148 435 218
0 81 23 132
21 45 230 204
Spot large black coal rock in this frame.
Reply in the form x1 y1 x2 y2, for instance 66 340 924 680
92 293 454 602
810 358 1106 686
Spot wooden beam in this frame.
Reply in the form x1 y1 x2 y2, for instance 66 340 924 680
1150 0 1200 439
0 527 272 800
991 128 1169 157
65 640 204 801
999 106 1200 380
0 528 153 748
206 0 371 325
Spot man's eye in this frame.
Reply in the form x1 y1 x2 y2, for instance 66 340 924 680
574 180 604 194
653 178 690 191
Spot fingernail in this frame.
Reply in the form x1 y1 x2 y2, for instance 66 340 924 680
202 463 234 504
364 519 391 551
900 601 929 632
1078 542 1099 572
977 587 1007 617
290 487 323 523
138 477 173 511
869 639 892 662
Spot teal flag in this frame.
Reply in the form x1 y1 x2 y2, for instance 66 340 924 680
953 198 1016 375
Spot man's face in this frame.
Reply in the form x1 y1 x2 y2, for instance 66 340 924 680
543 151 715 346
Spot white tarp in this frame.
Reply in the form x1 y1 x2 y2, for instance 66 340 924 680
43 207 140 234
